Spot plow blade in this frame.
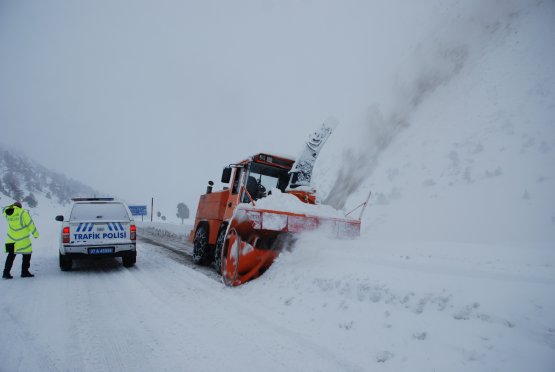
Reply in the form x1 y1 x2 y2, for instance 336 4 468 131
221 208 360 286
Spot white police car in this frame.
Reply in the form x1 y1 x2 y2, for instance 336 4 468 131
55 198 137 271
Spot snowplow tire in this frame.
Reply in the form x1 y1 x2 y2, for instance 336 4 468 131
193 225 213 266
59 253 72 271
213 224 227 274
122 252 136 267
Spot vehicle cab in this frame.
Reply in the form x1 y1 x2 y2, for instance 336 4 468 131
189 153 305 263
55 197 137 270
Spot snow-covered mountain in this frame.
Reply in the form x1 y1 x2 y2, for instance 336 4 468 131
315 0 555 246
0 144 101 208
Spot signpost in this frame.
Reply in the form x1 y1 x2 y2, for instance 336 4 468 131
129 205 148 221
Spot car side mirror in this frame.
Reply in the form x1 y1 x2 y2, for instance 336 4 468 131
221 167 232 183
55 215 64 222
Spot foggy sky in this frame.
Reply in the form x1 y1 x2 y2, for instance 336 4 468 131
0 0 492 220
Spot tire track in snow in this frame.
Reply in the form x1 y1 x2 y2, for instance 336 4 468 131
138 233 221 281
65 270 125 372
133 237 365 372
1 305 61 372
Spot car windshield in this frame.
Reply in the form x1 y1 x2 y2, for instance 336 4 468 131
70 203 129 221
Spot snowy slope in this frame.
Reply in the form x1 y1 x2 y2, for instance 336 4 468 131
355 5 555 245
315 1 555 245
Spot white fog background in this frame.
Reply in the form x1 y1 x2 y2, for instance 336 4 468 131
0 0 543 219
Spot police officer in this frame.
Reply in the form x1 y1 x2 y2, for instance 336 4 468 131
2 202 39 279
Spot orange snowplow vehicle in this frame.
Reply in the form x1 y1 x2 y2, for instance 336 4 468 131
189 152 363 286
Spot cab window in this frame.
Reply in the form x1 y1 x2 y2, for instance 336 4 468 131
70 203 129 221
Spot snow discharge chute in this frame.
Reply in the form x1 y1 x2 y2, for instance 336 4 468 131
287 116 338 190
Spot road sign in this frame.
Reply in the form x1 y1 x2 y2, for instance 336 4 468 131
129 205 147 216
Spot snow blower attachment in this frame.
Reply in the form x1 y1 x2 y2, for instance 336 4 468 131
190 119 363 286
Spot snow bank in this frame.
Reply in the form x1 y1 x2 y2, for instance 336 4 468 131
137 221 192 240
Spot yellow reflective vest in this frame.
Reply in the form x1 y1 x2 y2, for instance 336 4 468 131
3 205 39 254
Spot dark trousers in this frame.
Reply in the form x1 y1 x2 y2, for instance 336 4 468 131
3 243 31 274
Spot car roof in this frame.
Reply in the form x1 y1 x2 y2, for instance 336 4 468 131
71 197 115 202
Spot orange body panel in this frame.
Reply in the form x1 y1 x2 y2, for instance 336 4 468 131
190 189 230 244
196 189 230 220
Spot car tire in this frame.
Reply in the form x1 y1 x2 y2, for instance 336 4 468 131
122 252 136 267
193 225 212 265
59 252 72 271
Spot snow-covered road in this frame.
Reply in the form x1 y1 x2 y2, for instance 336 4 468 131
1 218 554 372
0 224 362 372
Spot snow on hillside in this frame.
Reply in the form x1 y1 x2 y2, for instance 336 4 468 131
354 4 555 245
0 145 102 207
315 0 555 245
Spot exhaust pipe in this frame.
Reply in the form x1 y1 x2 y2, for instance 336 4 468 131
206 181 214 194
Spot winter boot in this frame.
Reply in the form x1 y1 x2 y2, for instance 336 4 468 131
21 254 33 277
2 272 13 279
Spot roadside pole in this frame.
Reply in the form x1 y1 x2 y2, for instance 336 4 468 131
151 197 153 222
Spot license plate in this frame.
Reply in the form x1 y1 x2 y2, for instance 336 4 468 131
88 247 114 255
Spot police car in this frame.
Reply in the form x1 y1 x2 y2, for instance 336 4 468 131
55 198 137 271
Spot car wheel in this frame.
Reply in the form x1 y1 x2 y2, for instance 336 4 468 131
193 225 212 265
122 252 136 267
59 252 72 271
